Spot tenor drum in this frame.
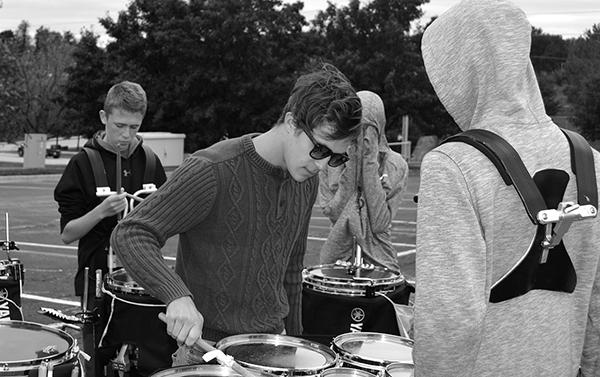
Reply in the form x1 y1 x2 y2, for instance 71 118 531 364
151 365 277 377
101 268 177 375
216 334 338 377
302 264 411 343
0 320 79 377
331 333 413 376
384 363 414 377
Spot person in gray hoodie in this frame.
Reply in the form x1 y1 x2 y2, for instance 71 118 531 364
318 90 408 272
414 0 600 376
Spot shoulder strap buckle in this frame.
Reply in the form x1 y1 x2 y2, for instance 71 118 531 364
538 201 597 262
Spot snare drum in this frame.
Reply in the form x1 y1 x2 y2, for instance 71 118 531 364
101 268 177 375
216 334 338 377
152 365 277 377
0 320 79 377
302 264 411 343
331 332 413 376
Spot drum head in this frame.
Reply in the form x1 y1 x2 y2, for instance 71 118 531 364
332 332 413 367
105 268 148 295
302 264 405 296
151 365 276 377
385 362 414 377
216 334 337 375
0 320 75 370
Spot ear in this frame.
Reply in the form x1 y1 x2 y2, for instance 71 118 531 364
284 112 301 135
99 110 107 125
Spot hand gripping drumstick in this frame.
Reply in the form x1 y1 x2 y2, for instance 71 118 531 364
158 313 255 377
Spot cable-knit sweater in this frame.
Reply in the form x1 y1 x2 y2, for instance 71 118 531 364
111 134 318 341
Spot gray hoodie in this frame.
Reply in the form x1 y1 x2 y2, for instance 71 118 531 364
415 0 600 376
319 91 408 271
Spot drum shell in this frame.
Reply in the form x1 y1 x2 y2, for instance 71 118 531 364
331 333 413 376
302 285 410 345
216 334 338 377
102 270 177 375
151 364 278 377
0 320 78 377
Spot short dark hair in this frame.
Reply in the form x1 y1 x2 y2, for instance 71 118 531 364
104 81 147 116
279 63 362 140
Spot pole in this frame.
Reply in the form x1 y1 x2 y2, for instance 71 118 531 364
401 115 410 160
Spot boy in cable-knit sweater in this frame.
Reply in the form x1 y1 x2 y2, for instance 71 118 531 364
110 64 363 366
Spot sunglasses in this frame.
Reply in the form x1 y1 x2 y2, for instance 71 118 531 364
302 128 349 168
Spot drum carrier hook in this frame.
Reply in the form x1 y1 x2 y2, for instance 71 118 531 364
537 202 596 263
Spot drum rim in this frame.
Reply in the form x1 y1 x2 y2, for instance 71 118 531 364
303 264 405 288
0 320 76 369
321 366 378 377
105 268 149 295
216 333 338 375
331 332 414 367
384 362 415 374
302 281 403 296
150 364 277 377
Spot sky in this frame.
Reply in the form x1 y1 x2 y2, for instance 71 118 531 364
1 0 599 44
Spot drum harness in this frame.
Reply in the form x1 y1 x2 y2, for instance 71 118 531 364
442 128 597 303
82 146 159 375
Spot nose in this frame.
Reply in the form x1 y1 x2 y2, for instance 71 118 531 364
314 157 330 172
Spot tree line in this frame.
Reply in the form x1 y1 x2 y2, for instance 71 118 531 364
1 0 599 151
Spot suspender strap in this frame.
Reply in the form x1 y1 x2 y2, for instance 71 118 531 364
561 128 598 208
443 129 547 224
83 147 109 189
142 144 156 184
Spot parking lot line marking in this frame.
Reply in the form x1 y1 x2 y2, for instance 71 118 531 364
397 249 416 258
22 293 80 307
19 241 77 250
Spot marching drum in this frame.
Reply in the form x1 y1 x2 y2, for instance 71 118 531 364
331 332 413 376
100 268 177 375
302 263 411 343
0 320 80 377
216 334 338 377
151 365 277 377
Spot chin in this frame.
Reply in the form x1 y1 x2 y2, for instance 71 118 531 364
290 169 309 182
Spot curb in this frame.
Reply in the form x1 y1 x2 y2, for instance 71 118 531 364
0 174 62 183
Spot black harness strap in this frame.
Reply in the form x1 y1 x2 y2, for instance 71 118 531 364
83 147 109 189
142 144 156 184
443 129 546 224
561 128 598 208
83 145 158 189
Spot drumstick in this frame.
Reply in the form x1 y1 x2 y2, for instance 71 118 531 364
158 313 255 377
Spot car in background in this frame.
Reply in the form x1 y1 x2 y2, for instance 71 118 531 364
46 144 62 158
